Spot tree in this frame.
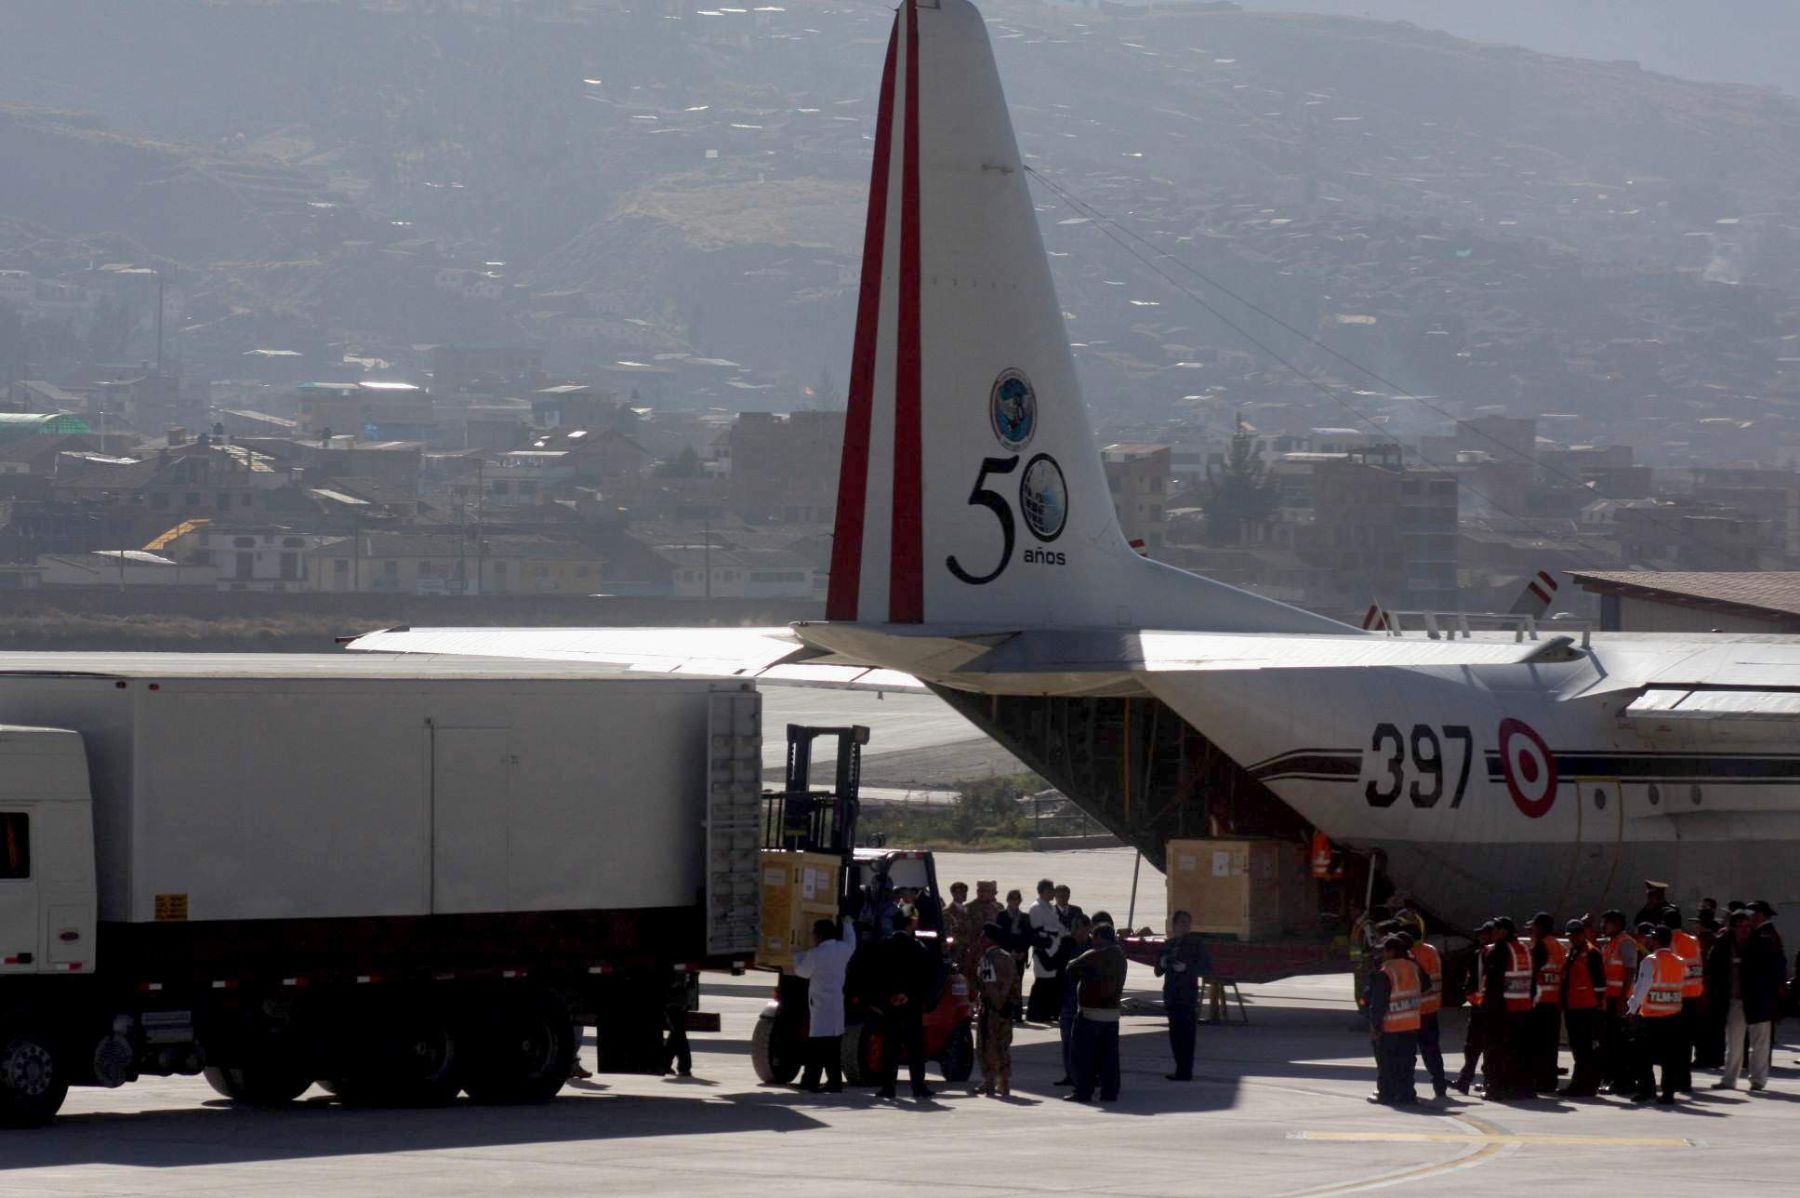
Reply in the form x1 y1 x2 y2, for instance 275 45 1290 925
1200 420 1280 546
655 444 703 478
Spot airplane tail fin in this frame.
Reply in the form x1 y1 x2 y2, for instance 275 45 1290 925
1508 570 1561 618
826 0 1348 635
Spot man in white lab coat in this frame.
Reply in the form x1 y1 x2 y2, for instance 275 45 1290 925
795 916 858 1092
1027 879 1066 1022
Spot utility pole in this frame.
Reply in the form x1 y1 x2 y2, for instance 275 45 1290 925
154 271 165 378
475 457 486 595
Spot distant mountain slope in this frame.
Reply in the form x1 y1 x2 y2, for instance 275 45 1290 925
0 105 326 262
1236 0 1800 96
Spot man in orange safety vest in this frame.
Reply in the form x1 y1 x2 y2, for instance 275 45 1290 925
1663 906 1702 1095
1398 929 1449 1099
1627 923 1688 1105
1367 935 1427 1105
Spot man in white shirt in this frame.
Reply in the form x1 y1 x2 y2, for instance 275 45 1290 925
1027 879 1065 1022
794 917 857 1092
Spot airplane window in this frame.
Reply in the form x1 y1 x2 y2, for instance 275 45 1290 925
0 813 26 880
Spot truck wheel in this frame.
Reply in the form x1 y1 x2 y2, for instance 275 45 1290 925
0 1028 69 1127
750 1014 800 1085
203 1060 312 1108
462 992 575 1105
937 1025 974 1083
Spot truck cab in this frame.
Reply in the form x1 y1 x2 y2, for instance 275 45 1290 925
0 728 96 980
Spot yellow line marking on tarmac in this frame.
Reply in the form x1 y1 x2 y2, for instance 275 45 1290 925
1293 1130 1698 1149
1276 1114 1510 1197
1276 1113 1696 1198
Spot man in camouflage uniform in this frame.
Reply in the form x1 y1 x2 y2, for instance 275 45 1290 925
961 881 1003 989
975 923 1017 1096
944 881 973 975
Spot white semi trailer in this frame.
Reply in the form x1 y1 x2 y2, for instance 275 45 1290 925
0 654 762 1125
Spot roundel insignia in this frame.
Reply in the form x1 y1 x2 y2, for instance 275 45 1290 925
1019 453 1068 542
990 368 1036 451
1498 718 1557 819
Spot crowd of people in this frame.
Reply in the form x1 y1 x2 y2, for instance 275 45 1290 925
692 867 1794 1112
777 875 1213 1104
1365 881 1788 1107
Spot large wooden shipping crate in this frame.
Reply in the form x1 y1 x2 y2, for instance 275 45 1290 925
1166 838 1308 940
755 849 841 971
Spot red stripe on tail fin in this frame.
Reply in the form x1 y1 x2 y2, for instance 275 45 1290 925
825 17 899 622
889 0 925 623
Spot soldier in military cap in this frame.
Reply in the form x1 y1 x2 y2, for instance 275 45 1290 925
975 923 1017 1096
961 881 1003 999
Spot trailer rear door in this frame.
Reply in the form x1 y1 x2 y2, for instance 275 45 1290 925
705 688 761 958
431 724 513 914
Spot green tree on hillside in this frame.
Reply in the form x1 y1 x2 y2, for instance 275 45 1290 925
1200 420 1280 545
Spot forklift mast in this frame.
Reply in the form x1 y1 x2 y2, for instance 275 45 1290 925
764 723 868 857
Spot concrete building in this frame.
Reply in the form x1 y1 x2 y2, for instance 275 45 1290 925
429 346 544 399
174 528 343 593
36 550 216 589
661 546 820 599
1285 455 1459 614
1571 570 1800 633
305 531 603 596
296 381 433 442
719 411 844 524
1103 443 1172 552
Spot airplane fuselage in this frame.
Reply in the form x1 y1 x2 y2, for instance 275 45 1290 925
816 623 1800 928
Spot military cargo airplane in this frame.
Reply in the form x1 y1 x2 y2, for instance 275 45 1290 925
350 0 1800 930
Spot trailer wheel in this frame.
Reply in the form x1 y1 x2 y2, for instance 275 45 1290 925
325 1016 460 1108
0 1028 68 1127
202 1050 311 1108
937 1024 974 1083
203 1059 312 1108
750 1013 800 1085
462 991 575 1105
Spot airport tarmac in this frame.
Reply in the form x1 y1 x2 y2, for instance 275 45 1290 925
10 849 1795 1196
759 686 1028 787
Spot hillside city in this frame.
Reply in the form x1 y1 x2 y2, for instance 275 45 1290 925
4 0 1800 625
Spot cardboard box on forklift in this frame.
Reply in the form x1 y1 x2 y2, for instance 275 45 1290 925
756 849 842 971
1166 838 1308 940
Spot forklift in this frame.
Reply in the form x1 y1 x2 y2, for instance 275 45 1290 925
749 725 975 1086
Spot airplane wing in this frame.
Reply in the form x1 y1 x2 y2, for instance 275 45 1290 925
946 627 1580 679
342 625 925 691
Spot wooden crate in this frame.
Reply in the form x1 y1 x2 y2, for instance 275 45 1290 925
1166 838 1307 940
755 849 841 971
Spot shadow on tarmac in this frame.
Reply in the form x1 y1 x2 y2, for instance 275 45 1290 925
0 1091 827 1172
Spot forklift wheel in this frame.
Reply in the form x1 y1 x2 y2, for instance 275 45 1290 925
937 1025 974 1083
751 1015 801 1085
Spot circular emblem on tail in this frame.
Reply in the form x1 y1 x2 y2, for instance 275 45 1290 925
1019 453 1068 542
990 368 1037 451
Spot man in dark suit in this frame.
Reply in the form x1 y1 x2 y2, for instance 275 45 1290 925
872 906 938 1100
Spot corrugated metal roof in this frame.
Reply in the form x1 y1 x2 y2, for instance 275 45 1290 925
1571 570 1800 619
